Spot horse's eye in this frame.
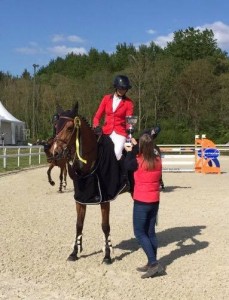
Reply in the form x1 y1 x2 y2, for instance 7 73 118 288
67 125 74 132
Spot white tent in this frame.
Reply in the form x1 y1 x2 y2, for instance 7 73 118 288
0 101 25 145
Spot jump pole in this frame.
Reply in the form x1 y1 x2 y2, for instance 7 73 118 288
162 150 195 173
194 134 221 174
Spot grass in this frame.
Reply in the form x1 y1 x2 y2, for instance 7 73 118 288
0 146 48 173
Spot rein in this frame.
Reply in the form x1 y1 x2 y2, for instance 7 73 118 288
57 116 87 164
74 117 87 164
72 140 103 179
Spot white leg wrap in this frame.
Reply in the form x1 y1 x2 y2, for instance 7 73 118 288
77 234 82 255
102 235 113 254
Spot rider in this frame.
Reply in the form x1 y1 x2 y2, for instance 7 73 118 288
93 75 134 161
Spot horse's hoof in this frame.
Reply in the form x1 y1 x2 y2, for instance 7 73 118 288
67 254 78 261
102 257 112 265
50 181 55 186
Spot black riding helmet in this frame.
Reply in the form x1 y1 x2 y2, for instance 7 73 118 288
142 125 161 139
113 75 132 90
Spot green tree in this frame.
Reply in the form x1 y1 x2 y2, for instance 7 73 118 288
21 69 31 80
111 43 136 71
144 56 175 126
127 50 148 132
174 59 219 133
165 27 226 61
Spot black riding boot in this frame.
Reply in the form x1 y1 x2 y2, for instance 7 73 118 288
118 156 130 193
160 177 165 190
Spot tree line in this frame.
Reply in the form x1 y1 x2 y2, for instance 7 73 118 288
1 27 229 144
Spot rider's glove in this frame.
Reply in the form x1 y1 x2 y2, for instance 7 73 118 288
143 125 161 139
93 126 103 136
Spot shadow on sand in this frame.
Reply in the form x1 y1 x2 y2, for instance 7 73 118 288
114 225 208 267
161 185 192 192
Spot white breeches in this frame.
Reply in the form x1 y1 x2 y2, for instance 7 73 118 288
109 131 126 160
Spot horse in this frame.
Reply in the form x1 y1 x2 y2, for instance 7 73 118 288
52 103 126 264
44 138 68 193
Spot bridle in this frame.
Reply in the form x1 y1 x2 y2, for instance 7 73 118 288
54 115 88 164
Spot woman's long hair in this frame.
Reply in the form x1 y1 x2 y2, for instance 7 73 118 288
139 133 158 171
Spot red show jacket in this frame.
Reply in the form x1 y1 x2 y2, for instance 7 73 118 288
93 94 134 136
133 156 162 203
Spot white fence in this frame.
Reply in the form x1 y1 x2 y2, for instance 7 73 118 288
158 144 229 172
0 144 229 171
0 145 45 169
162 154 195 172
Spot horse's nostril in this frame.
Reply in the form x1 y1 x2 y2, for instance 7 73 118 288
54 151 59 157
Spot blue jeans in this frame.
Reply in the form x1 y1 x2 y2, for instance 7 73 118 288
133 200 159 265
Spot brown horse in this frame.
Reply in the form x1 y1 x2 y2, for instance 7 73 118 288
44 138 68 193
52 103 126 264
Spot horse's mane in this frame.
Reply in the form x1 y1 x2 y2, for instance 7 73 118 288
56 102 93 134
78 115 92 129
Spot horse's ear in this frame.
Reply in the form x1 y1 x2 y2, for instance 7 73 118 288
56 103 64 114
72 102 79 115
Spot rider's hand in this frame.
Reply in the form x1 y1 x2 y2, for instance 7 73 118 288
124 143 133 152
93 126 102 136
131 138 137 145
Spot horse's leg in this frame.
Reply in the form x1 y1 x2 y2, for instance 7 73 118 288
58 166 64 192
67 203 86 261
101 202 112 264
62 165 67 189
47 164 55 186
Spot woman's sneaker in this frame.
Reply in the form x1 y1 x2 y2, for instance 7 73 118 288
141 263 164 279
136 264 149 272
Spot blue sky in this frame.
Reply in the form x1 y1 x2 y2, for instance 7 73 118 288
1 0 229 77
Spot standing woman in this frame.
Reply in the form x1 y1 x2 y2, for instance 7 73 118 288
93 75 134 160
124 134 164 279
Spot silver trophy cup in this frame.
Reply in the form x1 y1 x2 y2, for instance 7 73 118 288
125 116 138 145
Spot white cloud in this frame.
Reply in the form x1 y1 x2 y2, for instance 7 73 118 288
47 45 87 56
67 35 84 43
29 41 39 47
15 34 87 58
51 34 84 43
16 42 87 57
52 34 65 42
138 32 173 49
197 21 229 49
146 29 156 35
15 46 42 55
153 32 174 48
145 21 229 51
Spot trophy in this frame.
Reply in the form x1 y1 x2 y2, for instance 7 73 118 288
125 116 138 146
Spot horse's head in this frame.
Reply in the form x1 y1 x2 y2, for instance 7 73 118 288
51 103 98 175
44 137 55 163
